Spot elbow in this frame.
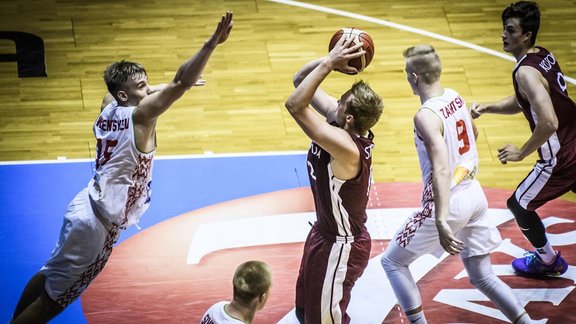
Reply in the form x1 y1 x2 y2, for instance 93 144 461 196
542 118 558 136
172 70 196 90
432 165 450 179
285 97 305 116
438 169 451 179
285 99 297 115
293 71 303 88
171 79 189 90
178 79 195 90
550 119 559 133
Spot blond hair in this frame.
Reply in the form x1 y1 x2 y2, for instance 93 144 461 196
347 80 384 133
403 45 441 84
233 261 272 306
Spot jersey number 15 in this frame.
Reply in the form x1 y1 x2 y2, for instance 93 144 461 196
95 139 118 169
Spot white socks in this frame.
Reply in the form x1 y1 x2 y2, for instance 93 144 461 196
535 241 555 264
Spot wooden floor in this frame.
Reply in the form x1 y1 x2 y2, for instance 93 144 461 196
1 0 575 201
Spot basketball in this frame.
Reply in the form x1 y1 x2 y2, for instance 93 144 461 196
328 28 375 72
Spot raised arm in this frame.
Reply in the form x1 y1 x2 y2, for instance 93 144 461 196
414 109 463 255
133 11 233 126
285 37 365 179
292 57 338 121
101 83 174 111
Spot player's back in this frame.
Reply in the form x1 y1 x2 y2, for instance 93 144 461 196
416 88 478 188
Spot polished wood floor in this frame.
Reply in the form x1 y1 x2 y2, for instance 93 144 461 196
1 0 575 201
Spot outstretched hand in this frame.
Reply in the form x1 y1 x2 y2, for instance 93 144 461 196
470 102 486 119
328 35 365 75
207 11 233 48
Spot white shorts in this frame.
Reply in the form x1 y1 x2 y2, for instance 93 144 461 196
389 179 501 259
40 188 122 308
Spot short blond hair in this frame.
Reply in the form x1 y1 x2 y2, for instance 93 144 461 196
403 45 441 84
233 261 272 306
347 80 384 133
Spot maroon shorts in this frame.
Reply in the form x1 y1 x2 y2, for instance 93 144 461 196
295 224 371 324
515 148 576 210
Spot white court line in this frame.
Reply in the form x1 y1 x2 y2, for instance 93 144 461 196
268 0 576 85
3 2 573 166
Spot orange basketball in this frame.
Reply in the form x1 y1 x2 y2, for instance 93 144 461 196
328 27 375 72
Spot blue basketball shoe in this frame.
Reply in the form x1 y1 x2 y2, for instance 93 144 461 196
512 251 568 277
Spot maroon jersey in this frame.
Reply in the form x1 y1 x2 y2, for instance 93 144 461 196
306 128 375 237
513 47 576 160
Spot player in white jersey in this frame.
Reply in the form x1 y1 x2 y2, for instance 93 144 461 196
380 45 532 324
11 12 233 323
200 261 272 324
202 302 246 324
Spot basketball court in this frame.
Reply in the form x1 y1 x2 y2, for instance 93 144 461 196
1 0 575 323
1 153 575 323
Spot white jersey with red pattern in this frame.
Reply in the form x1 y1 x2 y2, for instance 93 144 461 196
415 88 478 194
88 101 154 228
391 88 500 257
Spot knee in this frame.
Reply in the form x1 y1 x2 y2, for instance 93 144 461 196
468 271 497 292
382 245 415 273
507 195 521 212
381 254 400 274
468 273 486 289
381 255 392 271
40 293 64 313
507 195 541 228
507 195 528 225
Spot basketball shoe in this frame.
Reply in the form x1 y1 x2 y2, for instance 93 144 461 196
512 251 568 277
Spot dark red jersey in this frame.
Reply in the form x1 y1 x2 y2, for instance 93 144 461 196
306 127 375 237
513 47 576 160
